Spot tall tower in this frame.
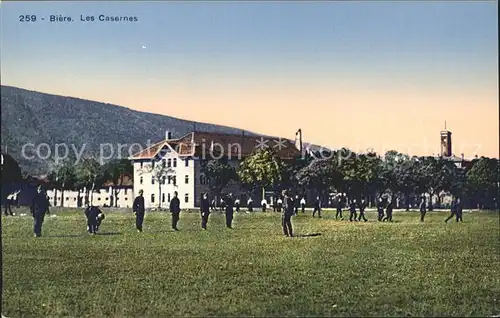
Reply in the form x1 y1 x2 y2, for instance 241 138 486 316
440 121 452 157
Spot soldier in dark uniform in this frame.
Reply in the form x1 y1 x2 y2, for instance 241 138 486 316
313 196 322 218
335 195 344 220
294 195 300 215
282 190 294 237
247 197 254 212
383 198 394 222
277 197 283 213
210 198 216 212
349 199 357 222
30 186 50 237
261 198 267 212
225 193 235 228
419 196 427 222
84 205 103 235
456 198 463 222
377 198 385 221
445 197 463 223
235 198 240 212
4 193 14 216
133 189 145 232
170 191 181 231
200 193 210 230
358 199 368 222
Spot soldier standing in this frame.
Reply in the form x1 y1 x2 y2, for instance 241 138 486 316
277 197 283 213
247 197 254 212
294 195 300 215
261 198 267 212
349 199 357 222
282 190 294 237
132 189 145 232
313 196 322 218
445 197 463 223
170 191 181 231
31 186 50 237
358 199 368 222
419 196 427 222
225 193 235 228
4 193 14 216
300 197 306 213
200 193 210 230
335 195 344 220
377 198 385 221
383 198 394 222
235 198 241 212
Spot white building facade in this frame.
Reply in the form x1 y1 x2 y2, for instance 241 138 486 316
129 130 302 209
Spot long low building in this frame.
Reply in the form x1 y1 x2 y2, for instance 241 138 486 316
129 130 303 209
46 175 134 208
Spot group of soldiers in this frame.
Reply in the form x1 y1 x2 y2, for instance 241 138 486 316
7 185 465 238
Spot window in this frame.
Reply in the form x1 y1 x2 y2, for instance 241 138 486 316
162 176 166 185
185 159 189 167
140 162 144 169
125 189 128 195
66 197 69 201
152 177 155 185
167 159 172 167
162 193 165 203
184 193 189 203
125 197 128 201
173 176 177 186
162 159 166 168
173 158 177 167
151 160 155 168
98 197 101 201
105 197 108 200
168 176 172 184
151 194 155 203
185 175 189 184
73 198 76 201
140 177 143 185
168 193 171 202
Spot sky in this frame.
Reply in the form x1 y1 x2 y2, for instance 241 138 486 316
1 1 498 158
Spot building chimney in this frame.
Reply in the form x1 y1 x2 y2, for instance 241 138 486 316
165 130 172 140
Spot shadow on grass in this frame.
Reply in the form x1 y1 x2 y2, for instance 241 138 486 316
295 233 322 238
96 232 122 236
46 234 83 238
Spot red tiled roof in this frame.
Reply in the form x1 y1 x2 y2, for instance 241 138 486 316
130 131 301 160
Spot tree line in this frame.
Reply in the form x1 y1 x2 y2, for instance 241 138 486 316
205 148 499 210
36 148 498 210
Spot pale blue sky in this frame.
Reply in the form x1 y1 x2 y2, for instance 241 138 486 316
1 1 498 157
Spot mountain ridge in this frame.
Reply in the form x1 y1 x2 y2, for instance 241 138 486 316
1 85 317 174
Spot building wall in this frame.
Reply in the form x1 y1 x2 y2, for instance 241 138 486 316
133 150 195 209
46 187 134 208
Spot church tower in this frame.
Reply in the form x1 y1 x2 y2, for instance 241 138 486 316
440 121 452 157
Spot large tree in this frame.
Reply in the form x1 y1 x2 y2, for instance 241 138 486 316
237 148 287 200
75 157 104 206
101 159 133 207
466 157 499 209
201 157 237 203
47 159 77 207
296 158 342 201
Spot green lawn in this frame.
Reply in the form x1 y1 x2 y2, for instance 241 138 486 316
1 208 499 317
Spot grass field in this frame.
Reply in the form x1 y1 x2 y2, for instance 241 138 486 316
1 208 499 317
